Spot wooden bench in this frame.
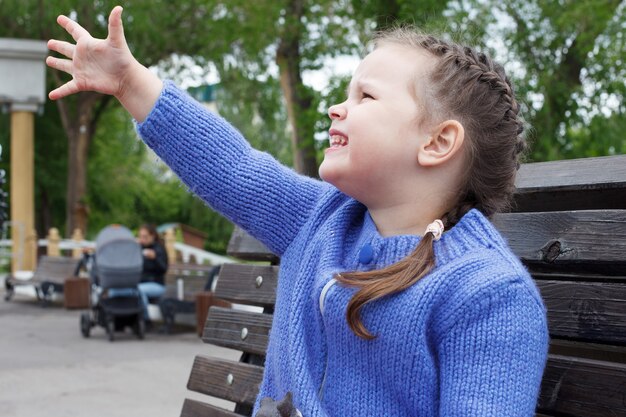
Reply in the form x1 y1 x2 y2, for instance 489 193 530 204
159 263 231 334
181 154 626 417
4 255 79 305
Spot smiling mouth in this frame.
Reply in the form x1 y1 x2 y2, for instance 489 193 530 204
329 134 348 148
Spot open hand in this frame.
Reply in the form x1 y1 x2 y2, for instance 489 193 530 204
46 5 163 122
46 6 135 100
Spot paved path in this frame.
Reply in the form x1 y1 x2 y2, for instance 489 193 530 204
0 290 240 417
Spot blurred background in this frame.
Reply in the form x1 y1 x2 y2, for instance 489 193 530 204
0 0 624 252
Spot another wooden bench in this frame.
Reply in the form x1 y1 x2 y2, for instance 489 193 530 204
181 154 626 417
159 263 230 334
4 255 79 305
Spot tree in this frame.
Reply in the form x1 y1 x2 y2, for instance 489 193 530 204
0 0 223 235
194 0 361 177
443 0 625 161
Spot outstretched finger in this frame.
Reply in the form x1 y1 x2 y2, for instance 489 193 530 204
45 56 74 76
49 80 79 101
57 14 91 42
107 6 126 45
47 39 76 59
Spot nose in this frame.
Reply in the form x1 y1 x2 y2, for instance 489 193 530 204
328 102 347 120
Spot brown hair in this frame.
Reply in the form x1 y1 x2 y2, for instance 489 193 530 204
139 223 162 245
336 28 528 340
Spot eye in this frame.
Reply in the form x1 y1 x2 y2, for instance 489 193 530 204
361 92 374 100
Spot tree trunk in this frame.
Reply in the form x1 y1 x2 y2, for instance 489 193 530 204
276 0 318 177
55 89 109 237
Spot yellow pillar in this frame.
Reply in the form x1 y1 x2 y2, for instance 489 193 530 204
10 111 35 272
164 228 177 266
47 227 61 257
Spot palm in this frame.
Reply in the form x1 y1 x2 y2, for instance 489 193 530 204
72 37 130 95
47 6 132 99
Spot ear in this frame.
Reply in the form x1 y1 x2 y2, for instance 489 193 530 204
417 120 465 167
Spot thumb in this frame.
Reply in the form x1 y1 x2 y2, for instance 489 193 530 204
107 6 126 45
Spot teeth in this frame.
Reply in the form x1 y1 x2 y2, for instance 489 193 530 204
330 134 348 146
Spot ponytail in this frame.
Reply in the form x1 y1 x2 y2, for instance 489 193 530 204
336 206 472 340
336 224 437 340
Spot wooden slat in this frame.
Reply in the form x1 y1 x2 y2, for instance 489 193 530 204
516 155 626 192
514 155 626 212
538 354 626 416
492 210 626 274
180 398 243 417
203 307 272 355
215 264 278 307
187 356 263 406
532 270 626 283
227 227 278 263
537 280 626 345
549 339 626 364
32 256 78 283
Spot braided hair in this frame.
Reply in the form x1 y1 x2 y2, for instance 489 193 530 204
336 28 528 340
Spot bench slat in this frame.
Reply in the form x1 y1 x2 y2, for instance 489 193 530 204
180 398 242 417
493 210 626 274
538 354 626 416
515 155 626 192
32 256 78 283
215 264 278 307
227 228 278 263
537 280 626 344
187 356 264 406
203 307 272 356
513 155 626 212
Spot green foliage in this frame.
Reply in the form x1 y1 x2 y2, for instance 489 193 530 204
1 0 622 254
443 0 625 161
86 106 234 253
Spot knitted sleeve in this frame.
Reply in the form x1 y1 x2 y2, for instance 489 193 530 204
136 81 327 255
435 279 549 416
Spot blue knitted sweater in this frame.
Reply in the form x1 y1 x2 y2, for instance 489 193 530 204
137 82 549 417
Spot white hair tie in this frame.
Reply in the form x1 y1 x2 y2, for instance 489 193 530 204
425 219 444 241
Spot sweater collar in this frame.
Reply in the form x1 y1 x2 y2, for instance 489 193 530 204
350 208 503 270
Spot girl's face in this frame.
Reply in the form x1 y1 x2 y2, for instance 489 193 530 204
319 45 434 207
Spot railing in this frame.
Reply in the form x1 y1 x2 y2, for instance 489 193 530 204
0 226 233 271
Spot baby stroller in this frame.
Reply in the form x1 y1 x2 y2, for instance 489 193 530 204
80 225 145 341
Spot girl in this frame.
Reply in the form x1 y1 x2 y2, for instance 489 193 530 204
47 6 549 416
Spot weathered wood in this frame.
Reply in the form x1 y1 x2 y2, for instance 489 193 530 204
5 255 78 301
492 210 626 274
203 307 272 355
549 339 626 364
515 155 626 192
187 356 263 406
180 398 242 417
536 280 626 344
532 270 626 283
227 227 279 263
538 354 626 416
164 263 219 298
215 264 279 307
514 187 626 212
513 155 626 212
33 255 78 283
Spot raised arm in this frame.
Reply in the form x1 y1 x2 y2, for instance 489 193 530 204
46 6 160 122
136 82 327 255
47 6 328 254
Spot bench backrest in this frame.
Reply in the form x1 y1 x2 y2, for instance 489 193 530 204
165 263 220 299
182 154 626 417
32 255 80 283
